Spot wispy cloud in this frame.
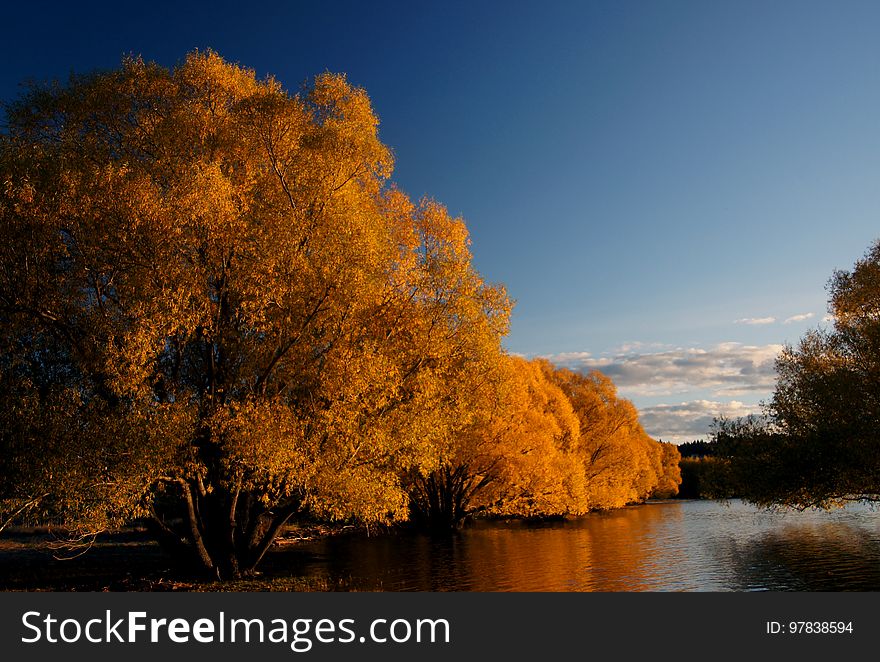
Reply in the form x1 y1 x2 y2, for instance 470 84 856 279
545 342 783 398
783 312 814 324
615 341 674 353
734 317 776 325
638 399 762 443
732 312 817 326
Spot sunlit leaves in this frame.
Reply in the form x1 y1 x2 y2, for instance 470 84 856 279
0 51 509 574
408 356 680 528
0 50 675 576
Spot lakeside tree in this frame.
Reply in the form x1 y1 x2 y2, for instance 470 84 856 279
714 239 880 508
0 51 509 577
406 357 682 529
484 359 586 519
650 442 683 499
548 367 673 509
407 356 586 530
676 454 737 500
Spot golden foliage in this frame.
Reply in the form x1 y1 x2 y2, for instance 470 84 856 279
407 357 679 528
0 51 509 575
547 367 672 510
0 50 676 576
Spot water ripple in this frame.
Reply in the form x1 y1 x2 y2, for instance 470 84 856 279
282 500 880 591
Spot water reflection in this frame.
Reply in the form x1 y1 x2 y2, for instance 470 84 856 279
721 520 880 591
274 500 880 591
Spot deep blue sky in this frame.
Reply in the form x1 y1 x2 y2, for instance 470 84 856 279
3 1 878 440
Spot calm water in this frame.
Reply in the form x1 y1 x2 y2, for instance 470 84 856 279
283 500 880 591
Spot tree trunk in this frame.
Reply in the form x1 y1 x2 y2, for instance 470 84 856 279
145 481 303 580
409 466 471 532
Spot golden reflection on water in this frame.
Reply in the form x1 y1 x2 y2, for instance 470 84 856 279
286 501 880 591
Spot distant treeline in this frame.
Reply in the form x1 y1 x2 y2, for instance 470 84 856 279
674 440 736 499
676 440 716 458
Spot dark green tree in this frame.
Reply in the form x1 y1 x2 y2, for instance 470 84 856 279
714 239 880 508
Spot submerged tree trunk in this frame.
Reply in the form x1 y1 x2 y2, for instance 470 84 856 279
409 465 477 532
150 480 300 580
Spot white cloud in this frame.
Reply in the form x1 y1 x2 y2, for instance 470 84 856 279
615 341 674 353
783 312 815 324
544 342 783 398
731 313 818 326
734 316 776 325
638 399 762 443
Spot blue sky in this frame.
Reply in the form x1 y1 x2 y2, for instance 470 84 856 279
3 1 878 441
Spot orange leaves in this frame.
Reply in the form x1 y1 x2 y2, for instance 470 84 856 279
1 49 676 561
0 50 519 540
546 366 675 509
416 199 472 262
176 50 267 108
485 357 589 517
307 72 391 178
415 354 680 524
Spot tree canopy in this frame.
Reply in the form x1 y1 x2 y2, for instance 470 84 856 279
0 51 511 577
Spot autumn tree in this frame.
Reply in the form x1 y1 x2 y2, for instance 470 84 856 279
484 359 587 519
547 367 672 508
650 442 683 499
407 356 587 530
0 51 509 577
714 239 880 508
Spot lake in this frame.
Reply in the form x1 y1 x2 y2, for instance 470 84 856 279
283 500 880 591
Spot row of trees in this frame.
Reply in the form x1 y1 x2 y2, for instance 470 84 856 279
409 357 681 530
0 51 677 579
